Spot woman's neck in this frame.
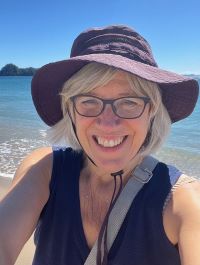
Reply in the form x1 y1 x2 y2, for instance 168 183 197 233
81 154 143 189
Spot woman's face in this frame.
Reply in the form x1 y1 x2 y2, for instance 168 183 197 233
73 71 151 174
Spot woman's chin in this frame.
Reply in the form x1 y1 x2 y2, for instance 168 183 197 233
91 157 129 175
84 135 140 174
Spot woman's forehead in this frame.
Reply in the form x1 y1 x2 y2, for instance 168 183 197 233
90 71 134 96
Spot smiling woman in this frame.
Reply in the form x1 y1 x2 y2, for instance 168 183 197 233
0 24 200 265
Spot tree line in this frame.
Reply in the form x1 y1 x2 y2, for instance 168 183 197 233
0 64 38 76
0 64 199 82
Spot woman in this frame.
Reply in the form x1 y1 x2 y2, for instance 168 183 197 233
0 25 200 265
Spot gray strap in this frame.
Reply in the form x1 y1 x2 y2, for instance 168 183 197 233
84 156 159 265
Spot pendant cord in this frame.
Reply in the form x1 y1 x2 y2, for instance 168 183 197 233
97 172 123 265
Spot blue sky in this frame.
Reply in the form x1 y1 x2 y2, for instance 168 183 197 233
0 0 200 74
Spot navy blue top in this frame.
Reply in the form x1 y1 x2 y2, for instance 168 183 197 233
32 147 181 265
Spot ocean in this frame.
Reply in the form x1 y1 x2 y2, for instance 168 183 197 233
0 76 199 179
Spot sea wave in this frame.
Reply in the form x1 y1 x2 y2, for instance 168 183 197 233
0 172 14 179
0 137 48 176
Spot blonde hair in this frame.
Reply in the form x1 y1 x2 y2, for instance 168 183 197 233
47 62 171 157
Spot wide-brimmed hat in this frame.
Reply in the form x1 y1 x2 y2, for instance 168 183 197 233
31 25 199 126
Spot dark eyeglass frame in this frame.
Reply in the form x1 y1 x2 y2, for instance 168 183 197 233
70 94 150 119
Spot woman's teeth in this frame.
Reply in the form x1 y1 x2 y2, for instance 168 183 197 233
96 136 125 147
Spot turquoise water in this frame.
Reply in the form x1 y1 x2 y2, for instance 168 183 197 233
0 76 199 178
0 76 47 177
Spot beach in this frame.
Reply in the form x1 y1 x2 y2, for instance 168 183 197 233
0 176 35 265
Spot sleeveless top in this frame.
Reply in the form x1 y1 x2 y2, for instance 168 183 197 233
32 147 182 265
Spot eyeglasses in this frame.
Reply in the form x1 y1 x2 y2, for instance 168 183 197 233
70 94 150 119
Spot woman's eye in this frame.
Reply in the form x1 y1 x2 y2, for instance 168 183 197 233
122 100 137 107
126 100 136 105
81 99 98 105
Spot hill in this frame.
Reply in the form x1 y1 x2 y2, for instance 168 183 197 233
0 64 38 76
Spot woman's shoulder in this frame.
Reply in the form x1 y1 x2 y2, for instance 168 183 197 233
162 172 200 251
170 175 200 263
12 146 53 186
163 164 200 212
171 173 200 216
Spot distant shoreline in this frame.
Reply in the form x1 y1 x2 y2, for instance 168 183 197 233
0 64 200 80
0 75 34 77
0 64 37 76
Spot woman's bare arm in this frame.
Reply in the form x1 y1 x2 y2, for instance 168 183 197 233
173 179 200 265
0 147 53 264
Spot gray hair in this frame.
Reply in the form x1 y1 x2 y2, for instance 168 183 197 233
47 62 171 158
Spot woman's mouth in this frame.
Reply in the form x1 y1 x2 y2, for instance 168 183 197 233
93 135 128 148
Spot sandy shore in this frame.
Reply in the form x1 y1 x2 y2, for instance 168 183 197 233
0 176 35 265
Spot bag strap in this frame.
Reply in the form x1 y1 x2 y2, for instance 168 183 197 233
84 155 159 265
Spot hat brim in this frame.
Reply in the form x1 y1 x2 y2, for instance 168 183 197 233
31 53 199 126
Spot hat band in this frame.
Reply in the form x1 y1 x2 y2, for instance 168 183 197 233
72 34 158 67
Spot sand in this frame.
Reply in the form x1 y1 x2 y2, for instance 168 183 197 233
0 176 35 265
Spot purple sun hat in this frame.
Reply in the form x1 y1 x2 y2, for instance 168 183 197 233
31 25 199 126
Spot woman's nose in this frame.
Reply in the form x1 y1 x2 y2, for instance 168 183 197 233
95 104 121 126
